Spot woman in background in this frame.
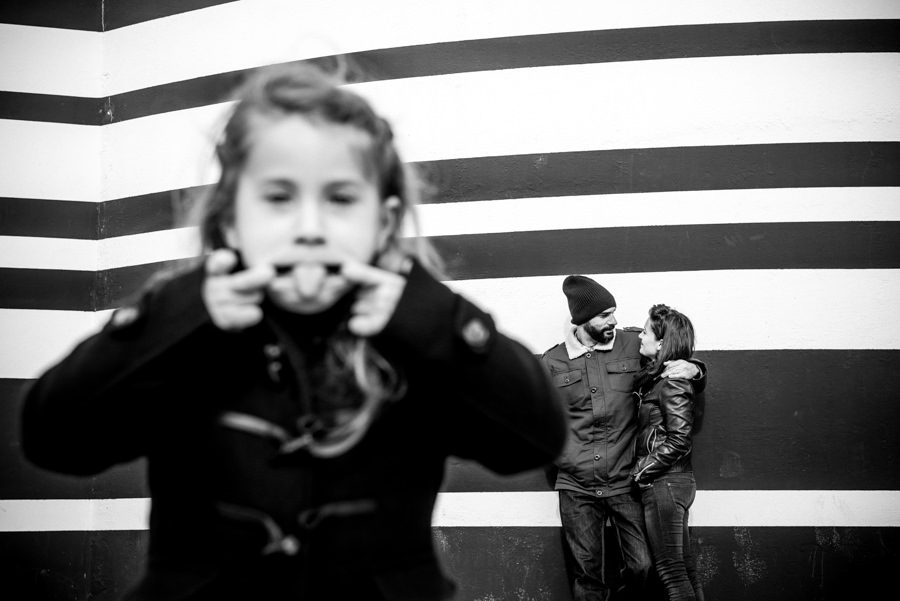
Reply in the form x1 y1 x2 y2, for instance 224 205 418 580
631 304 704 601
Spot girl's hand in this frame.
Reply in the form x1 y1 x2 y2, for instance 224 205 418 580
341 259 408 337
202 248 274 331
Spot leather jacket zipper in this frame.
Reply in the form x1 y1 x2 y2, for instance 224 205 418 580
634 460 657 482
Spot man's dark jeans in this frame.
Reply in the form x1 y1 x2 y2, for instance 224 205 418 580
639 472 703 601
558 489 652 601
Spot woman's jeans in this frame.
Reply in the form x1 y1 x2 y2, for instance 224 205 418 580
639 472 703 601
558 489 652 601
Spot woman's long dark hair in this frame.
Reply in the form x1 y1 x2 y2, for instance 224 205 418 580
635 304 695 392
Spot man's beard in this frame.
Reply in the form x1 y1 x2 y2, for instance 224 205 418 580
583 323 614 344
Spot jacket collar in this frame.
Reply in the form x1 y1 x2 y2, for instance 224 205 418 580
565 325 616 360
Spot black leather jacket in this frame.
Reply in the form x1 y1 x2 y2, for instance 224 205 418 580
630 377 695 484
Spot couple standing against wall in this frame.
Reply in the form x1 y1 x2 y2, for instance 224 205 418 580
542 275 705 601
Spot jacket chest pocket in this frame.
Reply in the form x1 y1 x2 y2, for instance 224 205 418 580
605 359 641 392
552 370 588 408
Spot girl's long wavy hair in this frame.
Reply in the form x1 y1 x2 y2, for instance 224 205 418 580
191 62 443 456
635 304 696 391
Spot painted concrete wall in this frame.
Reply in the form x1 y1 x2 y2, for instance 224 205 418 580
1 1 899 599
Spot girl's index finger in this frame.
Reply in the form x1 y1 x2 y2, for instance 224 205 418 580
227 263 276 292
339 259 404 287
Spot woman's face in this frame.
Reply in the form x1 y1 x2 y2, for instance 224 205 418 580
225 115 395 313
638 317 661 358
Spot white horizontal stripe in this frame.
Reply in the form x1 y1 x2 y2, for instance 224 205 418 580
412 188 900 238
689 490 900 527
0 25 103 97
0 236 98 270
359 53 900 163
433 490 900 528
2 269 898 379
5 187 898 271
4 53 896 202
0 119 102 201
0 229 201 271
446 270 900 354
0 310 110 380
0 498 150 533
0 104 226 203
95 0 900 96
100 104 227 203
3 2 898 96
2 491 898 532
98 53 900 196
97 228 202 270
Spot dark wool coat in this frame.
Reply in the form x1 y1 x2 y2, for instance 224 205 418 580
21 261 567 601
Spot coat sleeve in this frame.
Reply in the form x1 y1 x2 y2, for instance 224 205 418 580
690 358 708 394
20 265 213 475
375 261 567 475
631 378 695 484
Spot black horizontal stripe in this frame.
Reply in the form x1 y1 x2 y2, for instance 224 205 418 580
2 221 898 310
435 526 895 599
0 269 96 311
2 20 896 124
422 142 900 204
444 349 900 493
0 189 203 241
4 142 897 240
100 187 204 238
0 92 108 126
0 0 237 31
1 530 147 599
0 197 98 239
0 260 189 311
0 528 894 597
436 526 896 599
433 221 900 280
4 350 900 499
0 0 101 31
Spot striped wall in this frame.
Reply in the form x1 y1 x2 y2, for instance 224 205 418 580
2 1 899 599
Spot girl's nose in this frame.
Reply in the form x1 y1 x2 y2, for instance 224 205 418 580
293 199 325 245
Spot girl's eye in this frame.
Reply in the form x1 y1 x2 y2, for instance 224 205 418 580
264 190 292 203
330 193 356 206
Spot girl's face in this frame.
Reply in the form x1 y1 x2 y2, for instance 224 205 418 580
638 317 661 358
225 115 395 313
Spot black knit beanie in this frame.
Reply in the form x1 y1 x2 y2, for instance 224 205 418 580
562 275 617 325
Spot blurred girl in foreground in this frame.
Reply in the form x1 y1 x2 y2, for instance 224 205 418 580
22 63 566 601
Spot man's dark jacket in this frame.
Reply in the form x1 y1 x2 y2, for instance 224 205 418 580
541 328 704 498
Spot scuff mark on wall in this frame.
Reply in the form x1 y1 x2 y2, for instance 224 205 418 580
810 526 864 587
693 535 720 587
732 527 767 587
432 528 450 554
718 450 743 478
815 527 862 557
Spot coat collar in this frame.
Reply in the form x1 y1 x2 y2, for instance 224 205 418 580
564 325 616 360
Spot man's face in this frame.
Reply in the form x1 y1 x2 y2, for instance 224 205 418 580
581 308 617 344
